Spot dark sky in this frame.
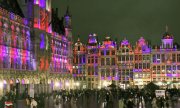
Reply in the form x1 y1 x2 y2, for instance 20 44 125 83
52 0 180 45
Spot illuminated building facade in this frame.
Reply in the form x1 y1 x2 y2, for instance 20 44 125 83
99 36 118 88
73 38 86 89
0 0 35 95
151 30 180 88
134 37 151 87
117 38 134 88
75 33 180 89
86 34 99 89
0 0 73 96
18 0 73 91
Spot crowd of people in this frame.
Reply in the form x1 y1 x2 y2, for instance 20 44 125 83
0 86 179 108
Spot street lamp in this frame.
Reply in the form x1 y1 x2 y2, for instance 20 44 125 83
75 82 80 89
0 81 3 89
0 81 3 96
65 82 70 90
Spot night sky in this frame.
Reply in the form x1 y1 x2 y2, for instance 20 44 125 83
52 0 180 45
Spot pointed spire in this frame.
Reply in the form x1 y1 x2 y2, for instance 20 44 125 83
65 5 71 17
165 25 168 32
77 35 80 42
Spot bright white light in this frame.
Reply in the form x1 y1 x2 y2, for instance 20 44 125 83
103 81 108 87
0 81 3 88
65 82 70 86
75 82 80 86
158 82 162 85
3 80 7 84
55 82 59 87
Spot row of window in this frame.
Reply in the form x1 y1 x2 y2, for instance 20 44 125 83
1 36 31 50
152 54 180 63
87 56 98 64
0 60 33 70
135 63 150 69
101 58 115 66
100 50 115 55
74 55 86 64
117 55 133 61
152 65 180 71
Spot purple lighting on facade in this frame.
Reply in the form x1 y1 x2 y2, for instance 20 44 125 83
34 0 39 4
39 0 46 8
166 74 172 77
10 13 14 20
121 39 129 46
108 76 112 80
40 33 45 49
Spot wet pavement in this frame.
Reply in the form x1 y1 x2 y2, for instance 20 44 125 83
8 95 180 108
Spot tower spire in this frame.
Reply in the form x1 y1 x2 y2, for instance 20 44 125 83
165 25 168 32
65 5 71 16
77 35 80 42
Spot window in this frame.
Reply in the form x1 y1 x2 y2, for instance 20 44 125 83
112 50 115 55
172 54 176 63
177 54 180 62
122 55 125 61
88 57 90 63
126 49 129 52
139 55 142 60
135 63 138 69
101 58 105 66
95 66 98 75
101 69 105 77
166 65 171 71
88 66 91 75
139 63 142 69
126 55 129 61
130 55 133 61
153 54 156 63
162 66 165 72
143 63 146 69
95 57 98 63
79 56 81 64
106 68 110 77
106 50 110 55
157 66 160 70
106 58 110 65
143 55 146 60
112 69 116 77
122 49 125 53
161 54 165 63
157 54 160 63
173 65 176 71
83 55 86 63
135 55 138 61
111 58 115 65
177 65 180 70
78 46 80 51
118 56 121 61
91 57 94 63
101 51 104 55
153 66 156 71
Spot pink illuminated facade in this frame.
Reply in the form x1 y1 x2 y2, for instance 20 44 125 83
73 38 87 89
0 0 73 95
0 1 35 95
74 31 180 89
99 36 118 88
86 33 99 89
117 38 134 87
133 37 151 86
151 31 180 88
